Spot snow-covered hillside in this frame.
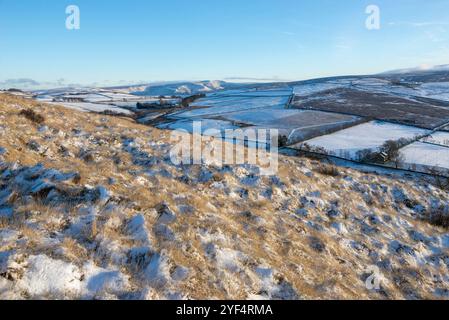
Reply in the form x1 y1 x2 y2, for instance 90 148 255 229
383 64 449 75
132 81 233 97
1 93 449 300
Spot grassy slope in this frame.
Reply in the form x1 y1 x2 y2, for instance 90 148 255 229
0 93 448 300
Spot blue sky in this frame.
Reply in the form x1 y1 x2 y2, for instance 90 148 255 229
1 0 449 88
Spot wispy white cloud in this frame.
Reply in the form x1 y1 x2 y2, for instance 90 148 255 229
388 21 449 27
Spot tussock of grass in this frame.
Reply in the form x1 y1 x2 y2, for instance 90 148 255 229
19 109 45 124
62 237 89 263
428 209 449 229
314 164 340 177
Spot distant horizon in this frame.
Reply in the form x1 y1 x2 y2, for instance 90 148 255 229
1 62 449 91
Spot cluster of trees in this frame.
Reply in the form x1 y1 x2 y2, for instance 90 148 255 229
278 135 288 147
136 93 206 110
356 138 416 168
298 134 449 179
181 94 206 108
299 143 331 155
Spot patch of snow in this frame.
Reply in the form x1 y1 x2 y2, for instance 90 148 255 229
400 142 449 171
95 185 110 205
422 131 449 147
176 85 192 95
174 90 291 118
418 82 449 102
158 119 239 134
81 262 130 298
300 121 429 159
215 248 245 273
0 230 19 246
18 255 82 298
126 214 152 246
293 81 347 96
51 102 132 115
144 251 171 288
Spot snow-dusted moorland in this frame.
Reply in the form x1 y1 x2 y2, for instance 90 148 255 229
1 93 449 300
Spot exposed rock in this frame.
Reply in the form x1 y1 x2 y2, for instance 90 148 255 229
155 203 177 225
26 140 45 153
309 236 326 253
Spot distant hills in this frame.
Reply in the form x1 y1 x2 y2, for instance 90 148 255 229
130 80 239 97
380 64 449 83
383 64 449 75
2 64 449 95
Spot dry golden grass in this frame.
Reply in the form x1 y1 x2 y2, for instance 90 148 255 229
2 93 449 300
61 237 89 264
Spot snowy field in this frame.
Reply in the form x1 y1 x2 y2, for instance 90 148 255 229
422 131 449 147
207 88 292 98
293 78 449 103
51 102 133 115
353 80 449 103
36 89 139 103
351 78 392 87
158 119 239 134
417 82 449 102
222 108 357 128
293 81 350 96
158 119 273 149
167 101 361 145
401 142 449 171
294 121 430 159
174 89 291 118
222 108 304 125
50 93 116 103
221 108 361 143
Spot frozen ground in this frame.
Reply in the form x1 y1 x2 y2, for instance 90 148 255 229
35 88 181 115
223 108 359 128
174 89 291 119
422 131 449 147
345 78 449 103
1 94 449 300
35 89 139 103
418 82 449 102
167 106 361 145
401 142 449 172
222 108 361 144
293 80 351 96
50 102 133 115
158 119 239 134
365 81 449 103
207 88 292 97
222 108 306 125
294 121 430 159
